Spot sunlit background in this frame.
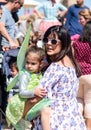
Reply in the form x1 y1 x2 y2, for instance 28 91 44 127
18 0 91 16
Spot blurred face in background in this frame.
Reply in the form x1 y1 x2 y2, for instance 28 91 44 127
79 9 91 26
51 0 56 3
79 15 87 26
0 8 2 18
12 0 24 11
76 0 84 6
10 64 18 77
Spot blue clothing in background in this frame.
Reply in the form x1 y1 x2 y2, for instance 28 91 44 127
0 112 1 130
65 4 89 36
0 6 15 47
2 48 19 77
0 123 1 130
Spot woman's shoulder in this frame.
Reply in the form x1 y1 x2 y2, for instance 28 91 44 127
46 62 74 71
44 62 59 73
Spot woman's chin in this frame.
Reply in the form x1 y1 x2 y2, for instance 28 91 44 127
47 51 54 55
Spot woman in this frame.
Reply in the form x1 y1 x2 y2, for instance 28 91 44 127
34 0 67 34
33 25 86 130
72 21 91 130
79 8 91 26
71 9 91 54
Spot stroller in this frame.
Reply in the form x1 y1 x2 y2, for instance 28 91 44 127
0 48 19 128
0 50 3 129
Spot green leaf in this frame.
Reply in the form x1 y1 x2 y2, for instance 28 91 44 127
17 24 31 71
7 74 19 91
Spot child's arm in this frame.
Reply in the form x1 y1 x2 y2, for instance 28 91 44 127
19 72 46 98
19 72 35 98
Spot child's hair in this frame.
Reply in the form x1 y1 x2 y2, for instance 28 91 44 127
10 62 18 71
25 46 45 61
25 46 47 72
8 57 17 69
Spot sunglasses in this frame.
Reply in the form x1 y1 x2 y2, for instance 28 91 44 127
43 38 60 45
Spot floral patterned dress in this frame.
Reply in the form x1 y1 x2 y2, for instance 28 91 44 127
34 62 87 130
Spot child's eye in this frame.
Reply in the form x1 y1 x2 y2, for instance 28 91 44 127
31 63 36 65
26 61 29 64
26 61 36 65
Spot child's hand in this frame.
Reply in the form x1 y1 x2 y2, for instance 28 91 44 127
34 86 47 98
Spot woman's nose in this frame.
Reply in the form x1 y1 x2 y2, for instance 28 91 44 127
47 40 52 45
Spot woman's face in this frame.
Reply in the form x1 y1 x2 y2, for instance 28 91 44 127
79 15 87 26
45 34 61 56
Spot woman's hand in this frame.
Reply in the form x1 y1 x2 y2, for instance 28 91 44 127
34 86 47 98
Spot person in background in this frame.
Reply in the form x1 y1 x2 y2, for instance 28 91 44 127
79 8 91 26
0 0 19 23
65 0 89 36
0 0 24 52
0 0 7 6
0 6 2 18
72 21 91 130
71 8 91 45
8 60 19 101
34 0 67 34
33 25 86 130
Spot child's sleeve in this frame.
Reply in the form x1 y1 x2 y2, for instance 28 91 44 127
19 72 34 98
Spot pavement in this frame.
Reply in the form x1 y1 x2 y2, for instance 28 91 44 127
0 108 12 130
1 119 32 130
0 108 32 130
2 120 13 130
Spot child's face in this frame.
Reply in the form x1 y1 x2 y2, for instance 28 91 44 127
11 67 18 77
25 52 41 73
